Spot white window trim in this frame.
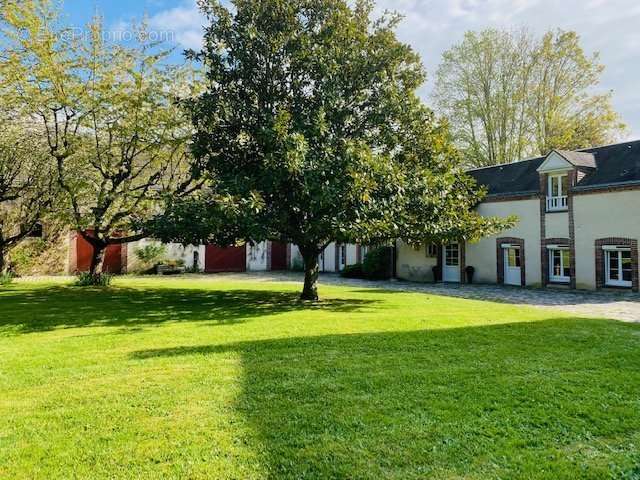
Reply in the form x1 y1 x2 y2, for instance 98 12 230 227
548 248 570 283
547 174 569 211
605 250 633 288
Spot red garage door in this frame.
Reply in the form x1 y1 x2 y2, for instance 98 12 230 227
205 245 246 273
271 242 288 271
73 232 123 274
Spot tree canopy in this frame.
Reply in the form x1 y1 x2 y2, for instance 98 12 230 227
151 0 513 300
0 0 199 273
433 28 627 167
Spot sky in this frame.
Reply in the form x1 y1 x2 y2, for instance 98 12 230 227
63 0 640 140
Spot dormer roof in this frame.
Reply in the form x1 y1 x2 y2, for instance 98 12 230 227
468 140 640 197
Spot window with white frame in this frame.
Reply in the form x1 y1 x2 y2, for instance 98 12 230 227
547 174 569 211
340 245 347 266
604 247 633 288
445 243 460 267
549 247 571 283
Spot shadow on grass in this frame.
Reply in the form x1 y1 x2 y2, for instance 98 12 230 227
133 318 640 478
0 285 379 334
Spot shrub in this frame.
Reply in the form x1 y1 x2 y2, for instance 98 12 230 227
135 244 167 266
291 257 304 272
0 272 15 286
341 263 365 279
362 246 393 280
75 272 113 287
9 239 47 275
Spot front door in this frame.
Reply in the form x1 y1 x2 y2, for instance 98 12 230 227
442 243 461 283
503 247 522 286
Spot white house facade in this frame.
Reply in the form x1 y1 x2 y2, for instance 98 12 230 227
396 140 640 292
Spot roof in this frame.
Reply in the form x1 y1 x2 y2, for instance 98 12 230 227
468 140 640 196
555 150 596 169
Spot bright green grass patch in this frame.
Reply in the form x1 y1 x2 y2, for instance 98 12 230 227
1 277 639 479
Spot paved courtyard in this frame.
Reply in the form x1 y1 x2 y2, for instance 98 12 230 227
221 272 640 322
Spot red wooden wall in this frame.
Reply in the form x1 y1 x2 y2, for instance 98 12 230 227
71 232 123 274
205 245 246 273
270 242 288 271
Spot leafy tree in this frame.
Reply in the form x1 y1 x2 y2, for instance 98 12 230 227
0 123 54 272
433 28 627 167
0 0 198 273
152 0 513 300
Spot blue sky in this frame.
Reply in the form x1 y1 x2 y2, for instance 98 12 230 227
62 0 640 140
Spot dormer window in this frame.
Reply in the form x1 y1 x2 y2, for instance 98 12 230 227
547 174 569 211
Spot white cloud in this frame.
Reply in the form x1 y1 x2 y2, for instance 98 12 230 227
375 0 640 139
148 0 204 50
145 0 640 138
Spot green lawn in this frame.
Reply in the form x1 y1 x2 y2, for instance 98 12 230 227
1 277 639 479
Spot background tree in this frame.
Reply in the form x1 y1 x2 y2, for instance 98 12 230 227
433 28 627 167
0 0 199 273
151 0 513 300
0 123 54 273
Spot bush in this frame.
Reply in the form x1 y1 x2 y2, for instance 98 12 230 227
134 244 167 267
75 272 113 287
341 263 365 279
362 246 393 280
291 257 304 272
9 239 47 275
0 272 15 286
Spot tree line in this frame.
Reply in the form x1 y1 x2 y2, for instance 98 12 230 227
433 29 626 167
0 0 625 299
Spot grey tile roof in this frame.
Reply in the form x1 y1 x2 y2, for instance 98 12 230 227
468 140 640 196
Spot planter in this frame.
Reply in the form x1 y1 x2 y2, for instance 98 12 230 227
156 265 187 276
465 266 475 284
432 265 442 283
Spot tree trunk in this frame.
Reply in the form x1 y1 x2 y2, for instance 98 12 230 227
89 243 107 275
300 247 321 301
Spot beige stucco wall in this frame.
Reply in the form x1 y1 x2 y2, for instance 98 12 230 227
545 211 570 239
396 241 438 282
573 190 640 289
466 199 542 286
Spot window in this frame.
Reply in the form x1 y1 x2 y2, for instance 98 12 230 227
340 245 347 266
507 248 521 268
426 243 438 258
547 174 569 211
549 248 570 283
605 249 632 288
445 243 459 267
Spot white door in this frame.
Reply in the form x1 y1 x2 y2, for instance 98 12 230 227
442 243 461 283
503 247 522 286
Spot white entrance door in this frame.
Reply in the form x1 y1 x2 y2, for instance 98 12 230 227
442 243 461 283
503 247 522 286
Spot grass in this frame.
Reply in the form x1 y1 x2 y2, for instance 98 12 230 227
1 276 640 479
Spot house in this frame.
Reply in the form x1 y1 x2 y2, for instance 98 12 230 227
68 237 292 274
396 140 640 292
289 243 365 272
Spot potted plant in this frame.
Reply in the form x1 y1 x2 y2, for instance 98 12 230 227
431 265 441 283
465 266 475 284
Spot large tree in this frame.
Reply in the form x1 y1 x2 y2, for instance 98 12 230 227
0 0 198 273
151 0 513 300
433 29 627 167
